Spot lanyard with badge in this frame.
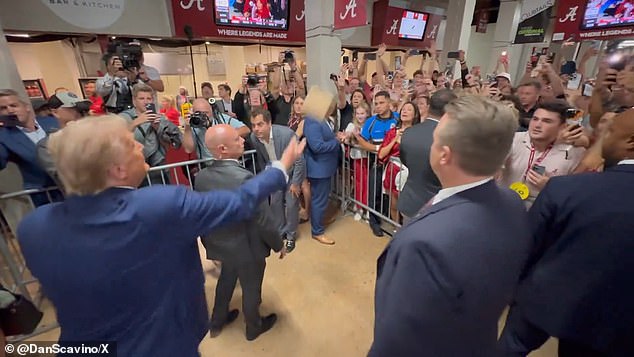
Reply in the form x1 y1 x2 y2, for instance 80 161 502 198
509 144 552 200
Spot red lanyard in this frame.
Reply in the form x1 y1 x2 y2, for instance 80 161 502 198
524 144 552 179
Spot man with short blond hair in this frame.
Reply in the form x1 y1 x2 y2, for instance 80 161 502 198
17 115 305 356
371 96 531 356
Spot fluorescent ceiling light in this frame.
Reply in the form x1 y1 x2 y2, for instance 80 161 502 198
7 34 30 38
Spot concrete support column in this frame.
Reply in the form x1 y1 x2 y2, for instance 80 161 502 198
0 20 27 98
492 0 523 84
305 0 342 94
442 0 476 77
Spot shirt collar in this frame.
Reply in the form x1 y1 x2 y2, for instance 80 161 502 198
17 118 41 132
618 159 634 165
426 117 439 123
257 129 274 144
216 158 241 164
432 177 493 205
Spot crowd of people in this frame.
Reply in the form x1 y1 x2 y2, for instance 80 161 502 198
1 37 633 356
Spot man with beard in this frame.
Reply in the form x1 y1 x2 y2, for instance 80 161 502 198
499 108 634 356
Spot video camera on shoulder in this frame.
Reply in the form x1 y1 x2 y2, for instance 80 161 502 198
108 42 143 71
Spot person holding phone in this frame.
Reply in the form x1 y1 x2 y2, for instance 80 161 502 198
119 83 182 186
500 100 585 209
0 89 62 206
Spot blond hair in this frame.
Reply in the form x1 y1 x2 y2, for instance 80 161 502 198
439 96 518 176
49 115 131 195
354 102 371 127
132 82 154 98
161 95 177 109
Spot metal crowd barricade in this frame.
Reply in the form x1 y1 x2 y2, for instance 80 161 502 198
337 143 407 232
0 187 63 341
143 149 258 188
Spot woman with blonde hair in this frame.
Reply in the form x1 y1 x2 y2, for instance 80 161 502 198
160 95 181 126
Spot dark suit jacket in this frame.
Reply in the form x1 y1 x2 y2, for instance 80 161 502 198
397 119 441 217
17 167 286 357
370 181 531 357
513 164 634 355
0 116 59 189
303 116 340 179
250 124 305 186
194 160 283 264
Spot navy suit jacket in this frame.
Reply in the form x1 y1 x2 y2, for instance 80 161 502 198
0 116 59 189
370 181 531 357
303 116 340 179
513 164 634 355
17 168 286 357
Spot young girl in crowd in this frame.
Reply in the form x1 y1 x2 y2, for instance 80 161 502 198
287 95 311 222
378 101 421 223
345 102 371 221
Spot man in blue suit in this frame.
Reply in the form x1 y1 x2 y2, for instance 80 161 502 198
370 96 532 356
0 89 60 206
302 87 345 245
498 108 634 356
17 115 305 356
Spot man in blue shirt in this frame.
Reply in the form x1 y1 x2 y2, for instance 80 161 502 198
355 91 398 236
182 98 251 161
17 115 305 356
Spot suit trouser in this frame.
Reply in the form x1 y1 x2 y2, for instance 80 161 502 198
368 163 389 229
308 177 331 236
211 259 266 331
270 188 299 240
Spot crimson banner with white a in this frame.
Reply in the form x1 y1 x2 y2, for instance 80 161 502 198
334 0 368 30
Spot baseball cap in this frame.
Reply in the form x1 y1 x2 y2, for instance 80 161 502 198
495 72 511 82
48 91 91 110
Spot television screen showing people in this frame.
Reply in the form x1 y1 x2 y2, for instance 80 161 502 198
398 10 429 40
214 0 289 30
582 0 634 29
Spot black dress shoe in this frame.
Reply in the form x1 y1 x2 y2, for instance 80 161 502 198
246 313 277 341
370 225 384 237
284 239 296 253
209 309 239 338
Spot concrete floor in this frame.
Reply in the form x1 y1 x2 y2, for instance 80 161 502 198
24 212 558 356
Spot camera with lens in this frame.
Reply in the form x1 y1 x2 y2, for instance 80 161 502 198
246 74 259 88
282 50 295 63
108 42 143 71
189 111 210 128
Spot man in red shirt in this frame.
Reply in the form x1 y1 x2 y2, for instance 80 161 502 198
84 80 105 115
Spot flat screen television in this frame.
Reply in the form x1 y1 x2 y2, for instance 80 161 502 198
214 0 290 30
581 0 634 30
398 10 429 40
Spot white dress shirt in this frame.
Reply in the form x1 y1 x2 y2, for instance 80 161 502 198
257 129 277 161
432 177 493 205
618 159 634 165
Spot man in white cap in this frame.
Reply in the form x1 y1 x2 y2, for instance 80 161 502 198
37 91 92 186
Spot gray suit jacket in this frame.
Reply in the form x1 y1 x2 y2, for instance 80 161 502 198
194 160 283 264
250 124 305 186
397 119 442 217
